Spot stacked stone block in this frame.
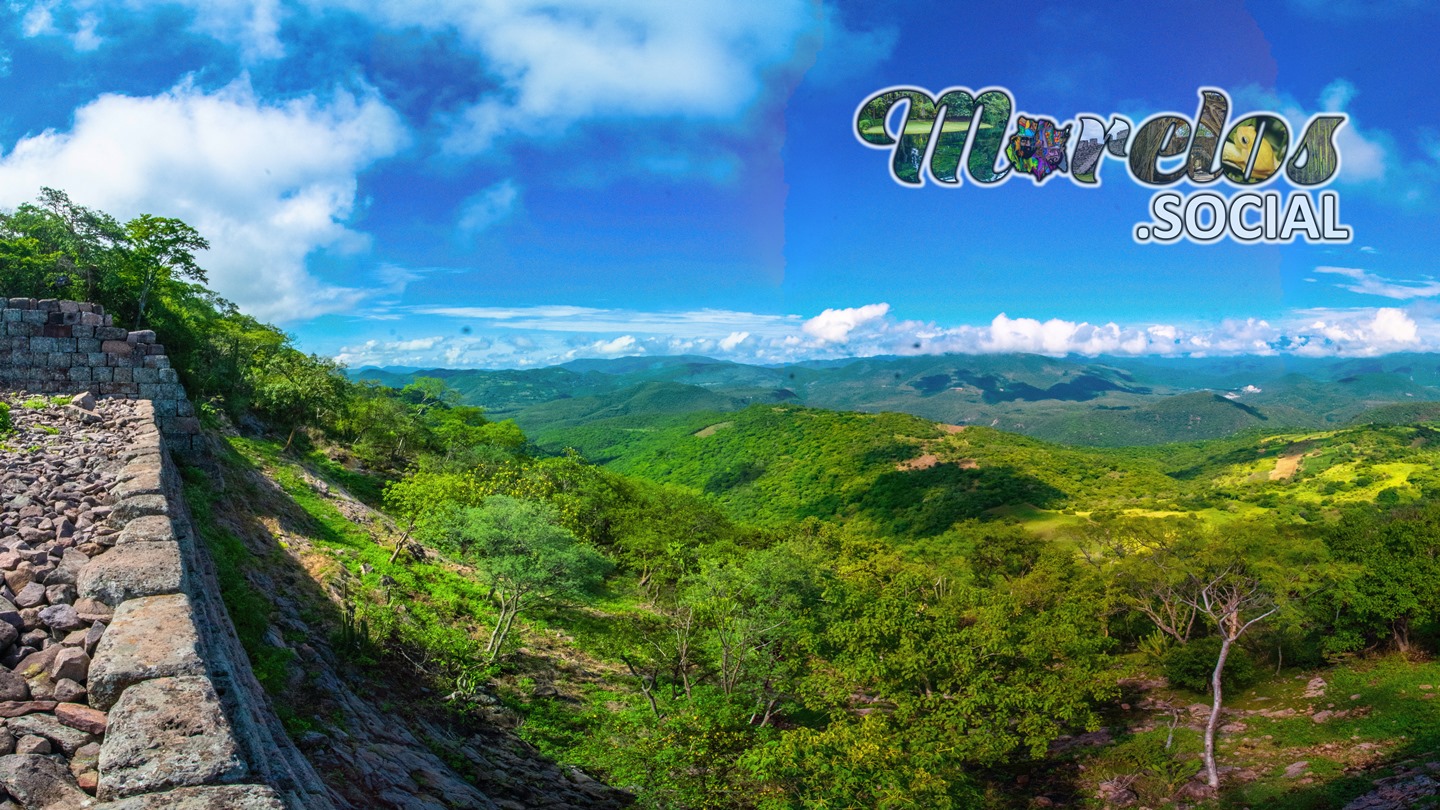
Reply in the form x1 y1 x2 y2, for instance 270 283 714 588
0 299 202 457
0 398 286 808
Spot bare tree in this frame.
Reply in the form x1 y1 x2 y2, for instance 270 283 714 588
1179 566 1279 789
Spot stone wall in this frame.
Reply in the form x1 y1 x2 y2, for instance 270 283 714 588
0 299 202 457
0 388 330 806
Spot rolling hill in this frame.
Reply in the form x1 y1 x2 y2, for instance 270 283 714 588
350 352 1440 446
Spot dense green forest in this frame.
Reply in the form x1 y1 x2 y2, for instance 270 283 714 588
10 189 1440 808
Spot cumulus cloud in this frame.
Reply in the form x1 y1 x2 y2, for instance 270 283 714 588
718 331 750 351
331 301 1440 370
0 78 408 322
315 0 821 153
802 303 890 343
586 335 640 356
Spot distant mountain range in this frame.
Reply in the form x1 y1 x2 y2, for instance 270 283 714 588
350 353 1440 447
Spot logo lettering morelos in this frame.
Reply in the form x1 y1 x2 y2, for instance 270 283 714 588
854 87 1351 245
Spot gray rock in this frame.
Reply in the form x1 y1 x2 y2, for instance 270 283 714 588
77 539 183 604
71 392 96 410
0 753 88 807
108 495 168 523
48 646 90 682
12 645 59 679
115 515 173 545
113 469 164 501
73 598 112 624
53 677 86 704
0 669 29 702
12 582 44 610
91 785 286 810
7 712 96 755
98 676 248 800
64 404 102 423
38 603 82 633
44 583 77 606
14 735 49 756
88 594 204 710
84 620 106 655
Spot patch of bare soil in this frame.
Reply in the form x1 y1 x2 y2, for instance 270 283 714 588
1270 442 1314 480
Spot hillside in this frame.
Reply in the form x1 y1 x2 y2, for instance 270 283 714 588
528 401 1440 544
353 352 1440 446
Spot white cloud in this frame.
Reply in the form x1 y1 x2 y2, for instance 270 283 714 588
21 4 56 37
718 331 750 351
14 0 284 58
71 12 101 50
802 303 890 343
456 180 519 237
1315 266 1440 299
586 335 640 356
1232 79 1435 205
413 304 801 337
294 0 892 160
331 302 1440 369
0 78 408 322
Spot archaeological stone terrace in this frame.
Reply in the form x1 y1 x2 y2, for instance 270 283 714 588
0 352 331 805
0 299 202 459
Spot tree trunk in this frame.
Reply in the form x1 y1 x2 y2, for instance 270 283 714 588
1204 636 1231 788
388 518 417 564
1394 617 1411 654
136 273 155 328
486 599 514 658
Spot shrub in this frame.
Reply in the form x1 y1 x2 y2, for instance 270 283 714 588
0 402 10 435
1163 637 1260 694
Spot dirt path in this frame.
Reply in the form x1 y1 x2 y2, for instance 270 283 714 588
1270 443 1312 480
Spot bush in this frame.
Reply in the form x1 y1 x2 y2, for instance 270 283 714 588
1163 637 1260 694
1082 730 1198 804
0 401 10 435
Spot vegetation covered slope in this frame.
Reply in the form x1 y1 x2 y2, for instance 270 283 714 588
20 189 1440 809
354 352 1440 447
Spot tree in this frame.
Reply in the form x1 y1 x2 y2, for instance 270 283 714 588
1323 502 1440 655
251 350 348 451
1111 524 1327 791
432 496 611 662
121 214 209 327
682 547 825 726
34 187 126 301
1181 564 1280 789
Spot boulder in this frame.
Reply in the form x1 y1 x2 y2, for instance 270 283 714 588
0 753 90 807
87 594 203 710
98 676 247 799
115 515 173 545
7 711 97 755
91 785 286 810
77 540 183 604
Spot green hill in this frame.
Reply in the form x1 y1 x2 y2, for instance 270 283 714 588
353 352 1440 447
531 402 1440 541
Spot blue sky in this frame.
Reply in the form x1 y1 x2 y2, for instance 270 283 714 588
1 0 1438 368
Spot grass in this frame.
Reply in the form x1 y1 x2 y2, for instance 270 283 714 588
1072 654 1440 808
180 463 298 720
